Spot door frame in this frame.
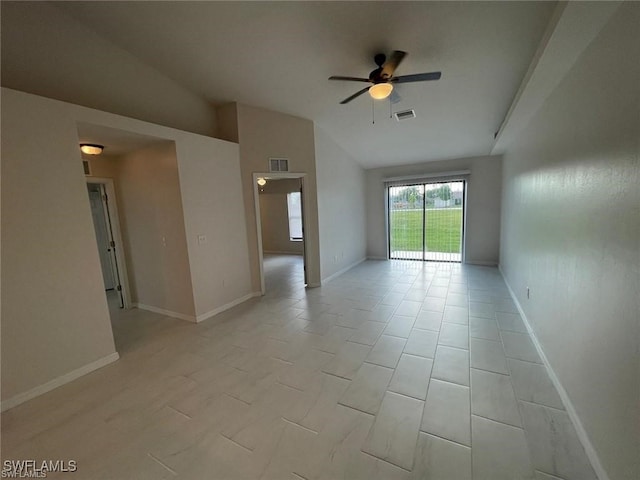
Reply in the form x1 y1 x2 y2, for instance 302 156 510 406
252 172 308 295
387 179 467 263
86 177 131 308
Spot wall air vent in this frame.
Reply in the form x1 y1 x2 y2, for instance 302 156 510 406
394 109 416 122
269 158 289 172
82 160 92 176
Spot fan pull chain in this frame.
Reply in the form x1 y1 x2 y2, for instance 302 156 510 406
390 97 392 118
372 98 375 125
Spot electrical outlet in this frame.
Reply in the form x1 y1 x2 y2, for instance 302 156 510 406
197 235 207 245
161 236 167 247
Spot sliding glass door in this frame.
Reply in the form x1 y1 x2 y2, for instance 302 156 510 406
388 180 465 262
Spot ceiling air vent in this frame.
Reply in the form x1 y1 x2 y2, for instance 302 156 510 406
394 109 416 122
269 158 289 172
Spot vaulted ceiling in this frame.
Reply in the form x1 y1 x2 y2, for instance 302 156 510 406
2 1 556 167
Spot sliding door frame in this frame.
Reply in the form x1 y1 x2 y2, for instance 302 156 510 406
387 179 467 263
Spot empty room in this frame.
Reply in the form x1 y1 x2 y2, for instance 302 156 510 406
1 2 638 480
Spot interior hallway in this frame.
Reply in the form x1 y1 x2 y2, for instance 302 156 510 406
0 258 595 479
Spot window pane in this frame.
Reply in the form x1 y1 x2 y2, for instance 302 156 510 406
287 192 303 239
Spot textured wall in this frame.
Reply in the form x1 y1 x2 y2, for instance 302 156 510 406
499 4 640 478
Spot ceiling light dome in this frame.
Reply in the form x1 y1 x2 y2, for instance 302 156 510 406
369 83 393 100
257 177 267 186
80 144 104 155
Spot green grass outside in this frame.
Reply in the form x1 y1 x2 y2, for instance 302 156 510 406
390 208 462 253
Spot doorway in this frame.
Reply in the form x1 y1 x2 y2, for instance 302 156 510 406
388 180 465 262
253 173 309 295
86 179 129 309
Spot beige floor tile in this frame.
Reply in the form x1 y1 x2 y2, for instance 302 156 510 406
520 402 597 480
421 296 446 313
469 316 500 341
438 322 469 349
446 293 469 307
443 305 469 325
469 301 497 319
2 257 596 480
507 358 563 409
365 335 406 368
535 471 565 480
470 337 509 374
297 373 352 433
348 320 386 345
471 368 522 427
403 328 438 358
471 415 535 480
366 304 396 323
257 420 318 480
411 433 472 480
312 325 356 354
421 378 471 446
427 286 449 298
292 403 375 480
496 312 528 333
414 310 443 331
322 341 371 379
339 363 394 414
431 345 470 386
501 331 542 363
383 315 416 338
388 354 432 400
395 300 423 317
362 391 424 470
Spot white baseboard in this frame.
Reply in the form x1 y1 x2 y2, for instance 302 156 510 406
263 250 303 256
133 303 197 322
499 265 609 480
367 256 388 261
195 291 261 323
464 260 498 266
322 257 367 284
1 352 120 412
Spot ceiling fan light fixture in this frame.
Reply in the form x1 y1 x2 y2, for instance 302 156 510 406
257 177 267 186
80 143 104 155
369 83 393 100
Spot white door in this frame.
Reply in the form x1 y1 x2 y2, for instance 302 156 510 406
88 184 116 289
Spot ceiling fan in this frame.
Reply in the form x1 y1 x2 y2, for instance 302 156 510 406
329 50 441 104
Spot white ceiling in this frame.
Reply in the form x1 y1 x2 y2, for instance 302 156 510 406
56 2 555 167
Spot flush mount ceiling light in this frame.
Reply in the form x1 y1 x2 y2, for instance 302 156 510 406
257 177 267 186
369 83 394 100
80 144 104 155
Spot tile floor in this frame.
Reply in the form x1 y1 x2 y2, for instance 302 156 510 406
1 255 597 479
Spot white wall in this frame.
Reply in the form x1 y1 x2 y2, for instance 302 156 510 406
259 179 304 255
89 139 252 320
1 1 216 136
314 125 367 280
366 156 502 264
499 4 640 479
175 136 253 319
114 143 196 318
1 88 253 406
234 103 322 288
1 91 118 404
